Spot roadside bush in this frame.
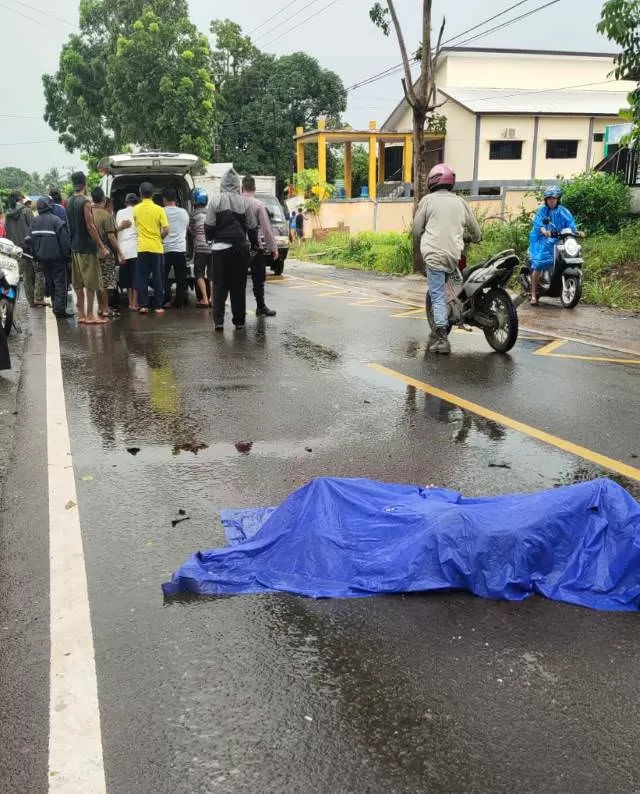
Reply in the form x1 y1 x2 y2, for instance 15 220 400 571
561 172 630 235
467 211 532 267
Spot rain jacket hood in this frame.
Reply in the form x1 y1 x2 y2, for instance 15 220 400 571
36 198 52 214
5 203 27 221
220 169 241 195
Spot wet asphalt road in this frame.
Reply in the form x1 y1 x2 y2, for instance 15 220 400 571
1 268 640 794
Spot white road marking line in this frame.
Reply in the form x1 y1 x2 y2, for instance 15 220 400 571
46 310 106 793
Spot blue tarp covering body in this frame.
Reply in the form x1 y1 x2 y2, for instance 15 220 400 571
162 477 640 611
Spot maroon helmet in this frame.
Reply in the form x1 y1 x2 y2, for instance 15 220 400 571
427 163 456 192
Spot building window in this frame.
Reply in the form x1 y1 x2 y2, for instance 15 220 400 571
593 132 604 143
489 141 523 160
546 140 579 159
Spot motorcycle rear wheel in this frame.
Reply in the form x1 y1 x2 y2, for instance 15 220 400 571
0 298 13 337
561 275 582 309
425 291 452 335
481 287 518 353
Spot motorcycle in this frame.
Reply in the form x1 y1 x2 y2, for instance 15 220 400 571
519 221 584 309
426 248 521 353
0 239 22 336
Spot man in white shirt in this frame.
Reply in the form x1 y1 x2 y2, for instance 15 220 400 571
116 193 139 310
162 187 190 308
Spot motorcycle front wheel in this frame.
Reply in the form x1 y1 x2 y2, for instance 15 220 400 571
481 287 518 353
425 291 452 335
561 275 582 309
0 298 13 336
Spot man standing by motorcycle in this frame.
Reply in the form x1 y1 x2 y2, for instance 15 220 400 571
413 164 481 355
528 186 576 306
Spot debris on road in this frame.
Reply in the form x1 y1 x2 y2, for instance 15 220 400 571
172 442 209 456
171 509 190 528
126 447 141 456
234 441 253 454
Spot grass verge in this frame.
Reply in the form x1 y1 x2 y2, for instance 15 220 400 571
295 221 640 311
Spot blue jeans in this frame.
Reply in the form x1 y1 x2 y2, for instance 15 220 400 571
427 268 448 328
137 252 165 309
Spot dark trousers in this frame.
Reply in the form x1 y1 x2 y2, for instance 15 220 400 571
43 259 68 316
137 252 164 309
164 251 188 307
250 251 267 309
211 245 249 326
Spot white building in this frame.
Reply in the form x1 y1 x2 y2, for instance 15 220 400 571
381 47 635 193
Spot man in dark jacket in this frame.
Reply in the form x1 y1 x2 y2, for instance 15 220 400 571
204 169 258 330
4 191 46 307
27 197 72 318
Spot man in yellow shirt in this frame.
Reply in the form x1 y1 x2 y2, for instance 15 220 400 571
133 181 169 314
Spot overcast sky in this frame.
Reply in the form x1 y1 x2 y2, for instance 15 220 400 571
1 0 615 173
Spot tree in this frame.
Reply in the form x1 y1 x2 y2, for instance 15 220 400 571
0 167 43 195
334 144 369 197
597 1 640 138
371 0 445 272
210 19 257 86
43 0 215 161
210 20 347 193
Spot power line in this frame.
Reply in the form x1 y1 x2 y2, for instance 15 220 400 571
448 0 561 49
0 139 60 147
249 0 300 36
257 0 342 47
0 0 76 30
18 0 77 28
441 0 533 48
346 0 558 93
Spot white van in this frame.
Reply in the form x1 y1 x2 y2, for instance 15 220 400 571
98 152 206 294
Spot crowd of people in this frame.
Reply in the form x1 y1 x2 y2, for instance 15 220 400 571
0 167 280 328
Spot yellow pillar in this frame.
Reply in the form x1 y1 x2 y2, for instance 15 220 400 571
403 134 413 183
344 141 352 198
317 117 327 184
378 141 385 184
296 126 305 175
368 120 377 200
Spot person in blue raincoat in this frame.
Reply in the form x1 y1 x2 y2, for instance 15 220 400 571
528 186 576 305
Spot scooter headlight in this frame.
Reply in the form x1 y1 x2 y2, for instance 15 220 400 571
564 237 580 257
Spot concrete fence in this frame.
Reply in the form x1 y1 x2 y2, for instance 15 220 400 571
312 189 540 236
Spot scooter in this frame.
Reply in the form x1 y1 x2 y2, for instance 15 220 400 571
426 248 521 353
519 221 584 309
0 239 22 336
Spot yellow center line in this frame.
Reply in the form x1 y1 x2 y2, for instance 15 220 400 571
547 352 640 365
369 363 640 482
534 339 568 356
348 298 382 307
391 308 425 318
534 338 640 365
317 290 349 297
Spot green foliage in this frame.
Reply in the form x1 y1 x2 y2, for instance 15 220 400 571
297 221 640 310
298 231 413 274
598 0 640 137
560 172 630 235
210 21 347 191
0 167 72 209
334 144 369 197
467 210 533 267
43 0 215 161
369 2 391 35
293 169 334 219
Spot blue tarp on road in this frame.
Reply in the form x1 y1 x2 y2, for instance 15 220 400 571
162 477 640 611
